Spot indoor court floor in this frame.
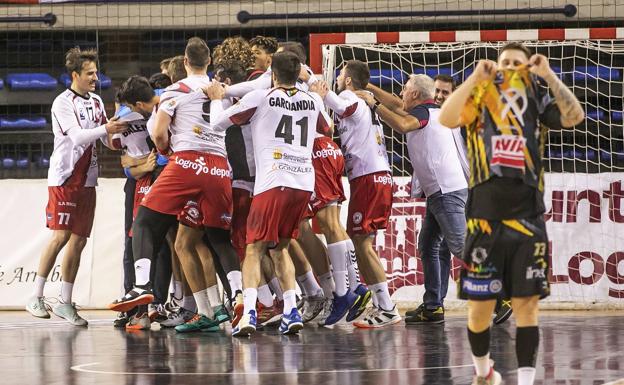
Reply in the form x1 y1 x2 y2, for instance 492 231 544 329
0 311 622 385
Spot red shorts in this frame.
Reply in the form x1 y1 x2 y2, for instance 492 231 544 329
177 200 204 228
141 151 232 229
347 171 393 236
45 186 96 237
311 136 346 215
246 187 312 246
231 187 253 259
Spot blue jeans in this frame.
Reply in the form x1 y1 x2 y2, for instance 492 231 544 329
418 188 468 309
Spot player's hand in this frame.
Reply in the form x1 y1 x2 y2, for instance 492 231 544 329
309 80 329 98
354 90 376 107
204 81 225 100
145 150 157 172
299 66 311 82
471 60 497 83
105 117 128 134
528 54 555 79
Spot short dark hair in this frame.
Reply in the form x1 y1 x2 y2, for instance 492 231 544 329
250 36 278 55
278 41 307 63
344 60 370 90
214 60 247 85
500 42 532 60
65 47 98 75
148 73 172 90
185 37 211 69
168 55 186 83
271 51 301 86
433 74 456 90
118 75 154 105
160 57 173 70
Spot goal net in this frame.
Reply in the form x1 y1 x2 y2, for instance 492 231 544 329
315 30 624 309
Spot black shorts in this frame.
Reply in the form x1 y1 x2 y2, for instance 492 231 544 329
458 215 550 300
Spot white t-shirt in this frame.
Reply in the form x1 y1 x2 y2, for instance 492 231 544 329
323 89 390 180
212 87 331 195
48 89 108 187
158 75 230 156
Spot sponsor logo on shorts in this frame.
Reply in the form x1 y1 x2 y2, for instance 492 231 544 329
462 278 502 295
467 263 497 277
138 186 151 194
526 266 546 280
271 162 312 173
174 156 231 178
373 174 392 185
312 143 342 160
352 211 363 225
470 247 488 264
187 206 200 219
221 213 232 224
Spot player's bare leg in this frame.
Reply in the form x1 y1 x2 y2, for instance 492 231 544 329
296 221 334 296
167 227 184 311
233 240 267 336
352 234 400 328
269 238 304 334
289 238 326 322
196 234 230 324
467 299 499 383
205 228 243 304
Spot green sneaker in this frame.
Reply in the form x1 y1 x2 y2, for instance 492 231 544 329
26 296 50 319
175 314 220 333
52 302 88 326
213 304 231 324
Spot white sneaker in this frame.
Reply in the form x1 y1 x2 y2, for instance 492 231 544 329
52 302 88 326
26 296 50 319
160 308 195 328
317 298 334 326
471 361 502 385
353 305 401 329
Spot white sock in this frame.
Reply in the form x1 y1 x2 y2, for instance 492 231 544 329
369 282 393 310
517 367 536 385
257 284 274 307
371 289 379 307
182 295 197 312
345 240 361 292
327 240 350 296
243 288 258 314
227 270 243 296
60 281 73 304
283 290 297 315
173 280 182 300
472 353 491 377
34 275 46 298
296 270 323 297
193 289 214 317
134 258 151 286
318 272 336 298
269 277 283 301
206 285 221 307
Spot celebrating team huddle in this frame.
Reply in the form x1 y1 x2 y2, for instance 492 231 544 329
24 34 584 385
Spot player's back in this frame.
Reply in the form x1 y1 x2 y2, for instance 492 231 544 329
49 89 107 187
249 87 324 195
335 89 390 180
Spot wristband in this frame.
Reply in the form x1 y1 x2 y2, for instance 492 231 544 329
157 147 169 156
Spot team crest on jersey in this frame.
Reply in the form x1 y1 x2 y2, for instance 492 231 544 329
193 126 202 134
273 148 283 159
79 109 86 120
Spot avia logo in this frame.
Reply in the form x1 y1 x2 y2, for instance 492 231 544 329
500 87 527 126
491 135 526 170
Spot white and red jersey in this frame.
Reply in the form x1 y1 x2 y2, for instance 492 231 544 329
48 89 108 187
212 87 331 195
323 89 390 180
111 118 151 159
158 75 230 156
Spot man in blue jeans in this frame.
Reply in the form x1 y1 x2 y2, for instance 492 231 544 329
361 74 469 323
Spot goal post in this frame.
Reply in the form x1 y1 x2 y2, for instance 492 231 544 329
310 28 624 309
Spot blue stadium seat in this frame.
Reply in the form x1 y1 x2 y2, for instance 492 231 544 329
545 147 562 159
0 78 3 90
599 150 612 163
16 158 29 169
612 111 623 122
367 69 407 86
586 109 606 121
34 155 50 168
2 158 16 169
59 73 112 89
573 66 622 81
0 116 47 130
5 73 58 90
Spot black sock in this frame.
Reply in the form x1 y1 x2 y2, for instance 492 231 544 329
467 327 491 357
516 326 539 367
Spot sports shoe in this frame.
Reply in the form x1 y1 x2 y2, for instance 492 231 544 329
278 308 304 335
296 294 304 310
108 286 154 313
493 299 513 325
148 303 168 323
301 295 325 323
213 304 231 324
160 307 195 328
125 312 151 331
317 297 334 326
404 304 445 324
232 310 257 337
346 284 372 322
258 300 283 327
175 314 220 333
231 291 244 328
471 362 502 385
52 302 88 326
325 291 359 326
353 305 401 329
26 296 50 319
113 312 130 328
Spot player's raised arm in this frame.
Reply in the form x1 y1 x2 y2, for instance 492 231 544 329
207 82 259 132
365 83 404 114
439 60 497 128
223 73 271 99
528 54 585 128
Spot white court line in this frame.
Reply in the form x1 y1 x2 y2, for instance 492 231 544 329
71 362 474 376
